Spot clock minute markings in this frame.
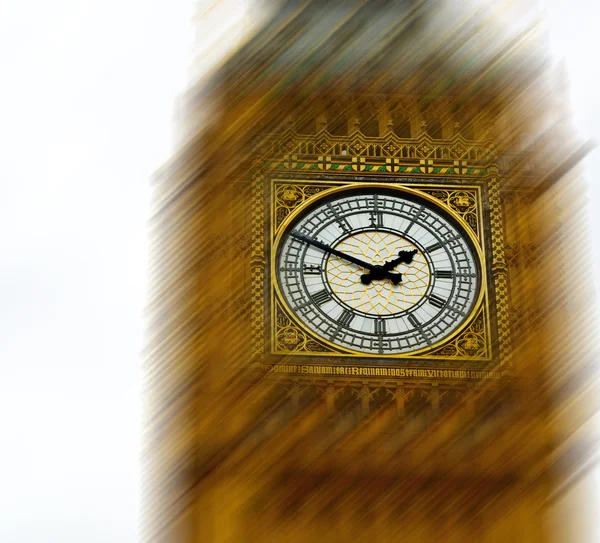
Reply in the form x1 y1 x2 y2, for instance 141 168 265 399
448 305 466 317
279 264 322 274
292 299 313 311
303 264 322 275
407 313 432 346
369 194 384 228
326 203 351 233
374 318 386 354
404 205 424 235
426 235 460 253
329 309 355 341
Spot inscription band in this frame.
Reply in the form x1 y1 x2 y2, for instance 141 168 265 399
260 364 501 380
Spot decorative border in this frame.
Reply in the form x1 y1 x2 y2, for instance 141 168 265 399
272 180 484 241
268 179 492 362
259 131 496 164
488 167 512 367
249 127 511 373
264 156 490 176
250 167 267 361
256 362 503 381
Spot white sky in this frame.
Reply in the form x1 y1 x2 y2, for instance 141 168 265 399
0 0 194 541
541 2 600 540
0 1 597 542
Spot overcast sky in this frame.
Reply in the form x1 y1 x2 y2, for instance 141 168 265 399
0 1 598 542
0 1 193 540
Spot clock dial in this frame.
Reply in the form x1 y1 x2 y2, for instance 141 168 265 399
274 186 481 355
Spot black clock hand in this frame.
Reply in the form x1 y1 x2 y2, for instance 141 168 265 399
291 232 378 271
360 270 402 285
361 249 418 285
291 232 404 285
382 249 418 270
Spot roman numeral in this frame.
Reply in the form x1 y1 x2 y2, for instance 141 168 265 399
428 294 447 309
337 218 352 232
327 203 351 233
404 205 423 235
434 269 454 279
368 195 384 228
426 242 443 253
337 310 355 327
369 211 384 228
374 319 386 335
408 314 421 328
311 289 332 306
303 264 322 275
407 314 432 345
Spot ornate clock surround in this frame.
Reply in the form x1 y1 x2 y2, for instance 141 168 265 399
250 132 509 382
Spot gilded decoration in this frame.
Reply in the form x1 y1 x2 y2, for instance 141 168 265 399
326 231 430 315
488 171 512 367
260 131 496 162
264 154 489 175
273 179 483 240
274 183 330 232
268 179 492 362
274 298 336 354
420 188 481 239
250 169 267 360
250 124 507 370
426 304 490 359
271 293 492 361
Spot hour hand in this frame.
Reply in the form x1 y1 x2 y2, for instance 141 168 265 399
383 249 418 271
361 271 402 285
360 249 418 285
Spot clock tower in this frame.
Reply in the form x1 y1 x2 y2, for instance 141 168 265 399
144 1 594 541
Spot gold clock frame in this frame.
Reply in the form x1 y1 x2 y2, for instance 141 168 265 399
267 179 492 362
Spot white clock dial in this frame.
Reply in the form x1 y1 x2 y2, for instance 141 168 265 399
275 186 481 355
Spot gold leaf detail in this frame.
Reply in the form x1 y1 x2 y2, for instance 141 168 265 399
274 183 330 233
427 305 489 360
422 188 479 239
273 297 337 354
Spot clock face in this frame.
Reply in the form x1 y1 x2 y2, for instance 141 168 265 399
274 186 481 355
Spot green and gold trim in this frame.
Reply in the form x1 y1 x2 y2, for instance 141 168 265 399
265 155 489 176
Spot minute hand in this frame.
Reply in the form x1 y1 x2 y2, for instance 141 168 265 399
291 232 377 271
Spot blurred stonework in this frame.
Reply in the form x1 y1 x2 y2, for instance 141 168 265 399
143 1 598 541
